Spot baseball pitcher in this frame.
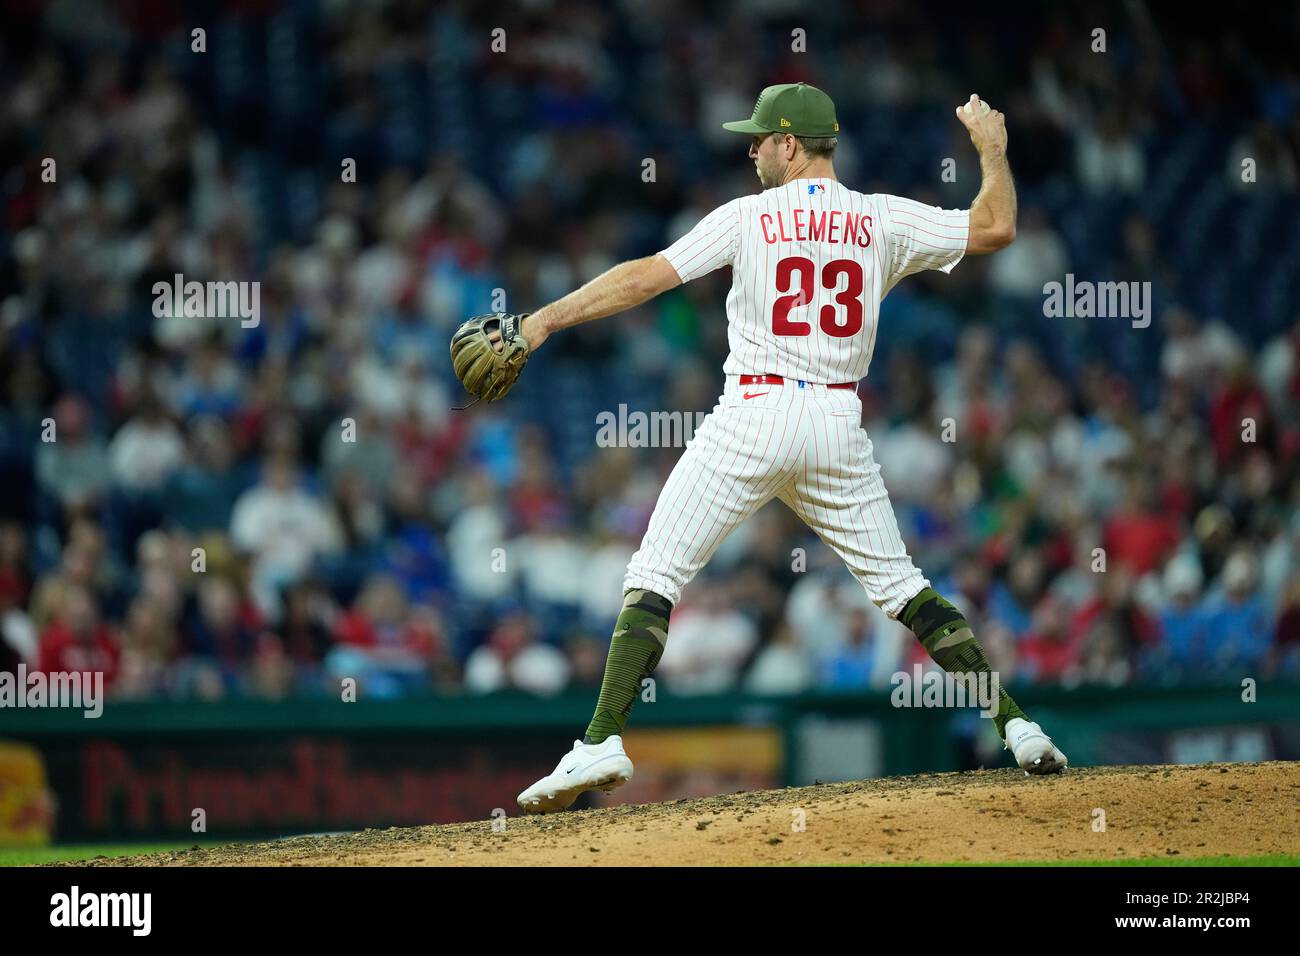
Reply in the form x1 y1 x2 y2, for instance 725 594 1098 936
452 83 1068 814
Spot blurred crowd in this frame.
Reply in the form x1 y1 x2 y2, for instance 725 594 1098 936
1 1 1298 701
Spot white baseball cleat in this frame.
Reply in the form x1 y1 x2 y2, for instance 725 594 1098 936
517 735 634 814
1003 717 1068 775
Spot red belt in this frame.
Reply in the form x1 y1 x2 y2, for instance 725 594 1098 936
739 374 857 390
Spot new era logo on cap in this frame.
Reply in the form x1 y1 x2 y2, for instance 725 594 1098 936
722 82 840 138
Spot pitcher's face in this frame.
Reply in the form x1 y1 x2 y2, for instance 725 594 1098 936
749 133 786 189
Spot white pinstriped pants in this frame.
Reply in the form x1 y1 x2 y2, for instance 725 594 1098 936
624 374 930 618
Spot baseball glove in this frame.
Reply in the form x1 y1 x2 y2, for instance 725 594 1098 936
450 312 532 403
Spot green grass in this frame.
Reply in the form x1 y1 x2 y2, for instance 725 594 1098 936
9 844 1297 868
0 841 220 866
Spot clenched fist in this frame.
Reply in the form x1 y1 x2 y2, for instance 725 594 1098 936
955 94 1007 155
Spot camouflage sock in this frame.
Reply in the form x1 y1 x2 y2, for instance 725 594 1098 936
584 589 672 744
899 587 1027 738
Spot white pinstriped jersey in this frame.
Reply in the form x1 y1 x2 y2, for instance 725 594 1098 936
659 179 970 383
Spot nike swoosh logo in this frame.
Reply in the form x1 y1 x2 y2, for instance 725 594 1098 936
743 391 769 400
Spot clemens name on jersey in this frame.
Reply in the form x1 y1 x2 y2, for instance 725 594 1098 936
660 179 969 384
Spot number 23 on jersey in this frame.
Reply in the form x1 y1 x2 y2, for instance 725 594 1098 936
772 256 865 337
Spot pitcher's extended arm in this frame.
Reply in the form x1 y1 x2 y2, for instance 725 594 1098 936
522 255 681 350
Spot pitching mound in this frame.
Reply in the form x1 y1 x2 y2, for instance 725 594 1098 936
74 761 1299 866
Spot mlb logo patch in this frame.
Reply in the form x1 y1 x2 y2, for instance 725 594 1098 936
807 184 825 194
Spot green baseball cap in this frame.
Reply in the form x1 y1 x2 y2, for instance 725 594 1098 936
722 82 840 137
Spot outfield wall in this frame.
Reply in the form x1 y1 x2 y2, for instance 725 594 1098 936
2 685 1297 841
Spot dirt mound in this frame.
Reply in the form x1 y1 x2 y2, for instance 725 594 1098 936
72 761 1300 866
